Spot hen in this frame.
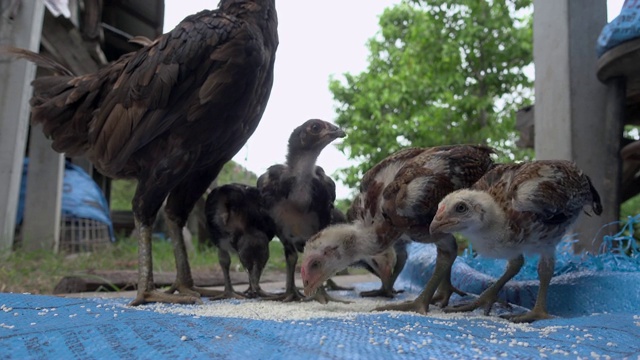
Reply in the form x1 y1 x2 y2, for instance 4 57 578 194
430 160 602 322
204 183 276 299
301 145 495 313
8 0 278 305
258 119 345 302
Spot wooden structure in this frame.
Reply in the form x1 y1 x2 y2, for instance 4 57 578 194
0 0 164 252
598 38 640 203
533 0 618 253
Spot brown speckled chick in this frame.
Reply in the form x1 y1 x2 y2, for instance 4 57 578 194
430 160 602 322
301 145 495 314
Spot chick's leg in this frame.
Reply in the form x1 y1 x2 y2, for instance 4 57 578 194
503 255 554 323
209 248 243 300
445 254 524 315
375 235 457 314
265 241 305 302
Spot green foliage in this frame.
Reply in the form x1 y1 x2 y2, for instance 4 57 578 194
330 0 534 188
110 160 258 210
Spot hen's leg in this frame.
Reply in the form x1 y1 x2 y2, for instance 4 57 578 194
503 255 554 323
375 235 457 314
129 175 201 306
164 166 222 298
445 254 524 315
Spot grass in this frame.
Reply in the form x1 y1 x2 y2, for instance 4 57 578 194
0 236 287 295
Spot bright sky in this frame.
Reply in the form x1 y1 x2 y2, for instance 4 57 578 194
163 0 626 200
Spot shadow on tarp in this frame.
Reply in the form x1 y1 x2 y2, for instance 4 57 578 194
0 293 639 360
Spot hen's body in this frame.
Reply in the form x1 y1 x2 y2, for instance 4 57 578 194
205 183 276 299
301 145 495 313
12 0 278 305
431 160 602 322
258 119 345 302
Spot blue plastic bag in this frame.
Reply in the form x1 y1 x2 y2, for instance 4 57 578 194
597 0 640 56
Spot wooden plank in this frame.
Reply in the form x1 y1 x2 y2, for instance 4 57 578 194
53 269 283 294
21 130 64 251
0 1 45 250
597 37 640 82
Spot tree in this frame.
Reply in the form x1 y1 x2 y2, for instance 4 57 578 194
330 0 533 189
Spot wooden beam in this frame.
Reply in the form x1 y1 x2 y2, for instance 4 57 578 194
0 1 45 250
533 0 613 253
21 130 64 252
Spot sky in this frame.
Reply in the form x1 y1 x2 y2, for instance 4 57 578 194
163 0 626 200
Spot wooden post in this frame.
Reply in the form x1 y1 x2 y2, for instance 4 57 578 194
21 130 64 252
0 1 45 251
534 0 615 253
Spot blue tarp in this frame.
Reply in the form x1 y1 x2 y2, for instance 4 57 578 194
17 158 115 241
1 220 639 358
597 0 640 56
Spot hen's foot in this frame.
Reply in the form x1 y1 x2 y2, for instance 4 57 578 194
501 309 552 323
165 283 225 298
359 288 403 298
264 289 306 302
324 279 354 291
444 292 510 316
374 299 428 315
243 288 275 299
209 290 247 301
431 284 465 307
306 287 351 304
129 290 202 306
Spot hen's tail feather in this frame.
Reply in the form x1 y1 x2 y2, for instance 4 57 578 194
1 46 74 76
586 175 603 216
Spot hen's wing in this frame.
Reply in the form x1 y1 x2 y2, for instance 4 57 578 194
29 9 271 175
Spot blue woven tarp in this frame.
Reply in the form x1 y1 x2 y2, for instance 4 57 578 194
0 293 638 360
16 158 115 241
1 220 639 359
597 0 640 56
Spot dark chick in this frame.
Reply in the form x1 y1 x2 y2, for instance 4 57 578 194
205 183 276 300
7 0 278 305
258 119 346 302
431 160 602 322
301 145 495 314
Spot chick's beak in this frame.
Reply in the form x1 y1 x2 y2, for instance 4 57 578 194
330 126 346 139
301 259 324 297
429 215 458 234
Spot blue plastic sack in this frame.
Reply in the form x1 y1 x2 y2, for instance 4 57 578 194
597 0 640 56
17 158 115 241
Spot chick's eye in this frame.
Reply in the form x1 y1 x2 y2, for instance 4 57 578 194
455 202 468 213
310 260 321 270
310 123 321 132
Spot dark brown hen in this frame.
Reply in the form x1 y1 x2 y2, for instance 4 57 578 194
8 0 278 305
300 144 495 313
431 160 602 322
